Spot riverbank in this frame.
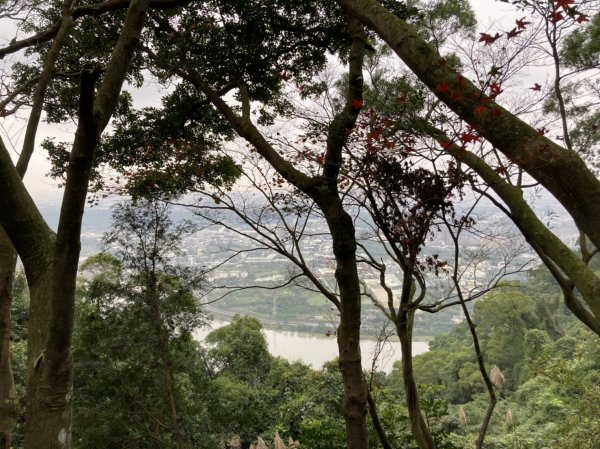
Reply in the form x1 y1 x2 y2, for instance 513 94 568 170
203 304 434 342
196 315 430 373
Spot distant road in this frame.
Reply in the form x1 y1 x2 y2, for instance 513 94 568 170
202 304 336 327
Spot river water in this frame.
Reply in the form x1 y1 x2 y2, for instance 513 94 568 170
196 321 429 373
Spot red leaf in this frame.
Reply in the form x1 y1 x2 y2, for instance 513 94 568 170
555 0 574 10
489 81 503 98
438 83 450 93
351 99 364 109
316 154 325 165
460 131 480 144
437 82 450 93
367 127 383 141
550 11 564 23
476 105 488 115
479 32 502 45
576 14 590 23
506 27 524 39
515 17 531 29
529 83 542 91
537 127 548 136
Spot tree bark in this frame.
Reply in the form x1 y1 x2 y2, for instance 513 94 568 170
334 0 600 252
396 307 436 449
367 391 393 449
0 230 17 449
320 196 369 449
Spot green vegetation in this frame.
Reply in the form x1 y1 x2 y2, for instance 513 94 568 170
385 271 600 449
9 239 600 449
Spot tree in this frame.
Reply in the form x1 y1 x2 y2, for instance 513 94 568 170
205 315 271 384
203 316 274 448
334 0 600 335
0 1 159 447
74 199 209 449
109 7 381 447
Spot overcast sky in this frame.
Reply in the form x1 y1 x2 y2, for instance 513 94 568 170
0 0 527 205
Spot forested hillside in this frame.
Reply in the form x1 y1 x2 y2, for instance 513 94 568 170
9 255 597 448
6 197 600 449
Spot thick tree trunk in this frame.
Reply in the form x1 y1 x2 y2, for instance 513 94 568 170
396 310 436 449
0 8 74 443
22 3 151 447
321 198 370 449
0 230 17 449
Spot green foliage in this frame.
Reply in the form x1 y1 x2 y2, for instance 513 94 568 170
415 0 477 48
206 315 272 383
561 13 600 69
73 199 211 448
276 360 346 449
399 268 600 449
11 269 29 343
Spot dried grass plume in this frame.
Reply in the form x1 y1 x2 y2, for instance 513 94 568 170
458 405 468 427
490 365 506 389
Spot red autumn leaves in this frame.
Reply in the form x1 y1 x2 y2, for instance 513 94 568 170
478 16 531 45
550 0 589 23
479 1 589 46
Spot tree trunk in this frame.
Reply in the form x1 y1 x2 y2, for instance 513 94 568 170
0 7 77 445
175 14 371 448
0 230 17 449
367 391 393 449
321 197 370 449
396 309 436 449
150 286 186 449
22 2 152 447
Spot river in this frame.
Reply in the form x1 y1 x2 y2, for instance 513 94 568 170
195 321 429 373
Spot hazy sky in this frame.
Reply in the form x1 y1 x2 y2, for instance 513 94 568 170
0 0 526 205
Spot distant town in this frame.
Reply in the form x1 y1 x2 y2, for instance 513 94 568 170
40 193 579 339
